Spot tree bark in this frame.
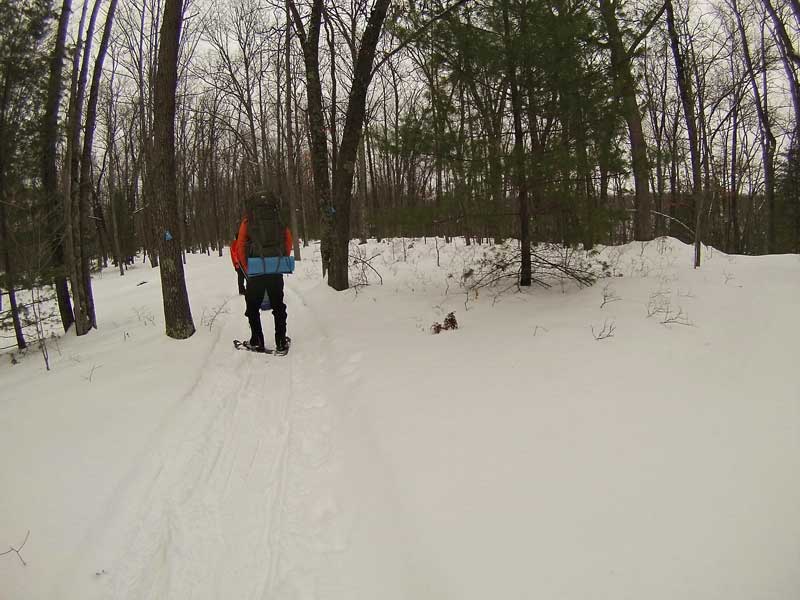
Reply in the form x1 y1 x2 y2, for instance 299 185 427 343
151 0 195 339
42 0 75 332
730 94 741 252
290 0 332 274
502 0 530 285
733 0 776 252
762 0 800 143
64 0 100 335
77 0 118 330
666 0 703 266
599 0 652 241
762 0 800 68
285 0 302 259
328 0 391 290
290 0 391 290
325 12 339 176
357 136 369 242
107 102 125 277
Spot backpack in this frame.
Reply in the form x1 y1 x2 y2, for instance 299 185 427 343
246 191 285 258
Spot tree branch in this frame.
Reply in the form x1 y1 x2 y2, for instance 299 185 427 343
625 2 667 61
371 0 472 76
0 530 30 566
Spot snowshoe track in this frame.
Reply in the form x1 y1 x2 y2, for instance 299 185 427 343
86 289 355 600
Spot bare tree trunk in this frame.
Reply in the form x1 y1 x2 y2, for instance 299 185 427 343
599 0 652 241
256 52 271 187
151 0 195 339
325 12 338 176
668 102 680 238
357 136 369 243
642 40 669 237
763 0 800 147
650 97 666 235
762 0 800 68
294 92 310 246
731 96 741 253
6 285 27 350
64 0 100 336
502 0 530 285
733 0 777 252
290 0 332 274
289 0 390 290
208 107 223 257
133 0 158 268
243 56 262 186
285 0 302 259
352 20 370 244
328 0 391 289
666 0 703 266
366 126 380 240
107 87 125 277
42 0 75 332
688 40 713 242
77 0 118 330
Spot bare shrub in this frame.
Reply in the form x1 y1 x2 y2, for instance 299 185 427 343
600 283 621 308
349 244 383 289
592 319 616 340
200 299 231 330
463 244 599 307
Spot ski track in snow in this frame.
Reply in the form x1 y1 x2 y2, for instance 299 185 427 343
79 287 355 600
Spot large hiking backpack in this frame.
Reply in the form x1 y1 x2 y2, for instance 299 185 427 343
244 191 295 275
246 191 285 258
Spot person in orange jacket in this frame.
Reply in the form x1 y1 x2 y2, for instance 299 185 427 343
232 191 293 354
231 232 247 295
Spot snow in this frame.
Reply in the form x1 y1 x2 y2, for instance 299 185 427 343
1 237 799 599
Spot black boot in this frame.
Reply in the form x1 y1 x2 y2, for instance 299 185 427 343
275 336 291 355
246 331 265 352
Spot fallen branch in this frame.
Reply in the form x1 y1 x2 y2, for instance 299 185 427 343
1 530 30 566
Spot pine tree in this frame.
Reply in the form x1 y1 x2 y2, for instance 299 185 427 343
0 0 52 349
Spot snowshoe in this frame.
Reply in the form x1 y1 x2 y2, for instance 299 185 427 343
233 340 272 354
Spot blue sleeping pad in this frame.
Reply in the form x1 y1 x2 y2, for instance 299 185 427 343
247 256 295 276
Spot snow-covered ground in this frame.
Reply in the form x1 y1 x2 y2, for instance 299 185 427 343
1 237 799 599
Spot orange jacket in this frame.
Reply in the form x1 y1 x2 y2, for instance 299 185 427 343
232 217 293 274
230 238 240 270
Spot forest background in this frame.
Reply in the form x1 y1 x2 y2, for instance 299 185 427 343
1 0 799 348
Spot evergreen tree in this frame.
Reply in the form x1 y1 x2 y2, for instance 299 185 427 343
0 0 52 349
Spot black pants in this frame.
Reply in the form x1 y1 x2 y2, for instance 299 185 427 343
244 274 287 347
237 267 246 295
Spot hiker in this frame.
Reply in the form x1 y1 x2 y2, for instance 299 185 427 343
230 232 247 295
232 190 294 354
